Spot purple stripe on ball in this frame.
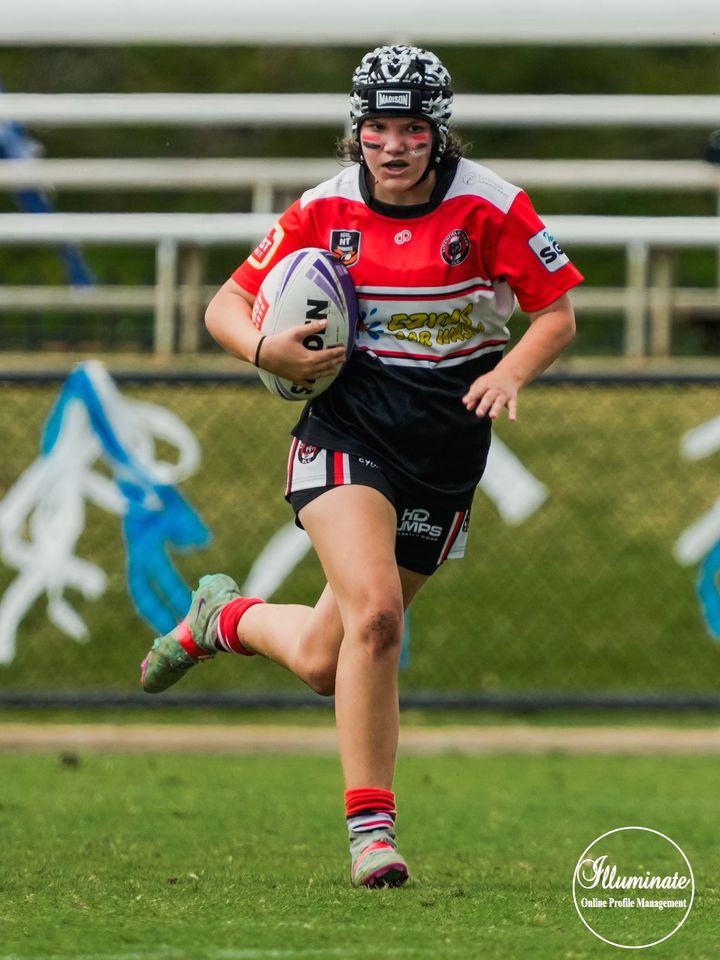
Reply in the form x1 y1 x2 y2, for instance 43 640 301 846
279 250 309 298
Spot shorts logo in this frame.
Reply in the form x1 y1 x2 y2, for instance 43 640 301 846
330 229 362 267
376 90 411 109
298 443 319 465
441 229 471 266
248 221 285 270
394 229 412 245
528 228 570 273
398 508 443 541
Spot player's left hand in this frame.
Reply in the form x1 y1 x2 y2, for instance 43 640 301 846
462 368 522 421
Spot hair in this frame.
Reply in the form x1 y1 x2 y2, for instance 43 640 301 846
336 129 467 166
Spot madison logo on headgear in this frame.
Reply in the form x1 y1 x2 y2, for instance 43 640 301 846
573 826 694 949
330 230 362 267
376 90 412 109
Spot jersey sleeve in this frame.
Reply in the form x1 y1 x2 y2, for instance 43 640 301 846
491 191 584 313
231 198 311 296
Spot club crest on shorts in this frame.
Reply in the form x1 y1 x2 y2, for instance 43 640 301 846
330 230 362 268
298 442 320 465
441 229 470 266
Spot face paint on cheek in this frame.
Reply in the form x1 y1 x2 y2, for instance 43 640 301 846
361 132 382 150
408 133 431 158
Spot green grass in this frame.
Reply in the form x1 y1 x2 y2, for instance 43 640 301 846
1 381 720 695
0 751 716 959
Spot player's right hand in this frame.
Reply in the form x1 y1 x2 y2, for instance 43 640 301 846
258 320 347 387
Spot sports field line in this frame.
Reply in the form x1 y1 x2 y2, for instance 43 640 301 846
0 723 719 754
0 949 449 960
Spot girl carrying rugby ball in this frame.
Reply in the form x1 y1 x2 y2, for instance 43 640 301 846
141 44 582 888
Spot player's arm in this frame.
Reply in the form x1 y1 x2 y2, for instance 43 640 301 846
462 292 576 421
205 279 346 386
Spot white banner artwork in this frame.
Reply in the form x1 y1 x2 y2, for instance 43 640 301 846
674 415 720 639
0 361 209 664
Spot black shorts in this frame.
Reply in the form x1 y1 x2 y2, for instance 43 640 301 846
285 439 473 576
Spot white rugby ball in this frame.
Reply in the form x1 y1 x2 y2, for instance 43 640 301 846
251 247 358 400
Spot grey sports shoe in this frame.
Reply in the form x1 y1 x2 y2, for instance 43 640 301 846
140 574 241 694
350 827 410 888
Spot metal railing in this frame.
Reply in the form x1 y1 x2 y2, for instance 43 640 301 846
0 212 718 356
2 92 720 128
0 158 719 213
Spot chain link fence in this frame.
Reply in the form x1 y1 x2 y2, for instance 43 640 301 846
0 370 718 709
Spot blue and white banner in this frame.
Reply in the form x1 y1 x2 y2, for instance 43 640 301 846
0 361 210 663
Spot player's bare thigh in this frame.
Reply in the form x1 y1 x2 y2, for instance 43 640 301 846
295 486 429 693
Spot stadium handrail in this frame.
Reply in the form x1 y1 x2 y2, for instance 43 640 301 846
0 212 718 359
1 158 719 194
1 212 719 245
2 93 720 127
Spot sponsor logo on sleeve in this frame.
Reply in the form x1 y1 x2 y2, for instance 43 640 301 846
250 289 270 330
330 229 362 267
528 228 570 273
248 221 285 270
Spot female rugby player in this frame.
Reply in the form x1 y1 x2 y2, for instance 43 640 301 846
141 45 582 888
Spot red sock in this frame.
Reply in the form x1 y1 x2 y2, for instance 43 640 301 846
345 787 396 818
216 597 264 655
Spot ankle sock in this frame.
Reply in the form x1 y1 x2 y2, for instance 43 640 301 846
215 597 264 655
345 787 396 834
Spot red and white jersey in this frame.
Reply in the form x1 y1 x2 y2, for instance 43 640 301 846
232 158 583 498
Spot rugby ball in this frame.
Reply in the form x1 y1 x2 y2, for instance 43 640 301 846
251 247 358 400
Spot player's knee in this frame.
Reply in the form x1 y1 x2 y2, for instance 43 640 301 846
354 601 404 658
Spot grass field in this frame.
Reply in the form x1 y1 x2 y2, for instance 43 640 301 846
0 749 716 959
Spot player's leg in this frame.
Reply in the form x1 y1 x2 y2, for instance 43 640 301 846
141 444 406 696
297 484 429 887
140 571 341 695
236 561 426 695
139 542 424 697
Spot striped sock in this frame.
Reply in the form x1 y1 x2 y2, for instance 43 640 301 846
345 787 396 834
215 597 264 655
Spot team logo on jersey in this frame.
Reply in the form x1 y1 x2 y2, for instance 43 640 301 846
330 230 361 267
528 228 570 273
394 229 412 245
298 443 320 465
441 229 471 266
248 221 285 270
